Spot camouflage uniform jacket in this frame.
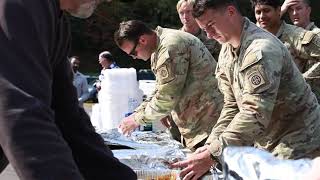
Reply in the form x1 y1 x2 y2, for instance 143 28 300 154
182 28 222 60
275 21 320 101
134 27 223 148
306 22 320 35
275 21 320 73
206 18 320 160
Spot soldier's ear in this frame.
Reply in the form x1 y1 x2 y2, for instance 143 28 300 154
138 35 148 45
226 5 237 17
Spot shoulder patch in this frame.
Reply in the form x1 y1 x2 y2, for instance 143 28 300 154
244 66 270 93
301 31 316 45
156 49 171 68
240 50 263 72
247 69 266 89
157 63 175 84
158 66 169 79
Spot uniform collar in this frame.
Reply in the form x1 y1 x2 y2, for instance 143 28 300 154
229 17 250 56
305 22 315 31
275 21 287 38
151 26 162 64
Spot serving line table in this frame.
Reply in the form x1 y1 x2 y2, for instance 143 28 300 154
101 129 221 180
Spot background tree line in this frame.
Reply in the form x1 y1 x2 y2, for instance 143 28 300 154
69 0 320 74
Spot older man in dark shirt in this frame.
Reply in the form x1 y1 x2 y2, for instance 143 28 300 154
0 0 136 179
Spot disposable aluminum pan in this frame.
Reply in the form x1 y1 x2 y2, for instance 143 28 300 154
135 169 179 180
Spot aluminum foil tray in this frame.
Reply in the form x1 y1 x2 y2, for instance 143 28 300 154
101 129 183 149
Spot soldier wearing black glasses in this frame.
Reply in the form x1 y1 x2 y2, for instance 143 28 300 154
114 20 224 156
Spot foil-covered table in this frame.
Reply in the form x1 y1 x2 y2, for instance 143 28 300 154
101 129 220 180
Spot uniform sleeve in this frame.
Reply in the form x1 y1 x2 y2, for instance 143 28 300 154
134 88 157 113
205 63 239 146
134 48 188 125
300 32 320 80
78 76 89 103
298 31 320 61
207 48 282 158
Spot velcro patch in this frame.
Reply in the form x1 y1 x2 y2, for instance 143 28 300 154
301 31 316 45
246 67 267 92
159 66 169 79
157 64 175 84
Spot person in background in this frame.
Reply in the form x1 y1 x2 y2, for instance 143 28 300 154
280 0 320 101
98 51 120 70
70 56 89 107
281 0 320 34
94 51 120 92
115 20 223 152
177 0 221 60
161 0 223 143
171 0 320 179
0 0 136 179
252 0 320 102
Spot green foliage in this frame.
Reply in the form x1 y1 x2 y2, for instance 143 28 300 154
69 0 320 74
69 0 181 74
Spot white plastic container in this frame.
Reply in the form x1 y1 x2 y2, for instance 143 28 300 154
90 103 102 130
97 68 142 131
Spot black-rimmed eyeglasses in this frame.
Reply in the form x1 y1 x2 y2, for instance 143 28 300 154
129 41 139 56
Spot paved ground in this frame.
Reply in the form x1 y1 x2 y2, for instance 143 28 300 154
0 103 94 180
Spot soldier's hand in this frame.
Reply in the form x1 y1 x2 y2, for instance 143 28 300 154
194 145 210 154
170 149 216 180
160 116 171 128
281 0 301 17
118 113 139 136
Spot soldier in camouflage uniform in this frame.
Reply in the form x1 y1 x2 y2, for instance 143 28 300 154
252 0 320 102
172 0 320 179
162 0 223 144
177 0 221 60
114 20 223 150
305 22 320 34
280 0 320 103
280 0 320 34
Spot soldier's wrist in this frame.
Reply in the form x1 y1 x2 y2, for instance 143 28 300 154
207 139 223 162
133 112 146 125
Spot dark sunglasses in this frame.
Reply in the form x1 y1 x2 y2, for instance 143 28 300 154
129 41 139 56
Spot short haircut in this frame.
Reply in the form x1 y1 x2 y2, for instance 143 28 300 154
302 0 310 6
193 0 239 18
99 51 114 62
114 20 153 47
250 0 281 10
177 0 196 11
70 56 80 62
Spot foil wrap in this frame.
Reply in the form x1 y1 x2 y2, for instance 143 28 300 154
101 129 221 179
101 129 183 149
113 148 185 170
222 146 313 180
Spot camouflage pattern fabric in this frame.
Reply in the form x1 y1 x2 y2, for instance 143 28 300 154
167 27 221 143
206 18 320 160
306 22 320 35
134 26 223 148
274 21 320 102
192 28 221 60
303 22 320 102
